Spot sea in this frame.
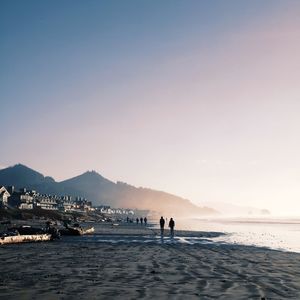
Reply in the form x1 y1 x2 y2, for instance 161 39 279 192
173 216 300 253
75 216 300 254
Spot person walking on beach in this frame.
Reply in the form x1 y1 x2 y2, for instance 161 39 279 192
140 217 143 225
169 217 175 238
144 217 147 225
159 216 165 236
136 218 139 224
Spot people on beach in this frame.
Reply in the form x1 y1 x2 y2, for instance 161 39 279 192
169 217 175 238
140 217 143 225
45 221 51 231
159 216 165 236
144 217 147 225
136 218 139 224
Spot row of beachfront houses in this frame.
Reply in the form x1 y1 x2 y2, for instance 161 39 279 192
0 185 94 212
0 185 135 215
97 205 134 215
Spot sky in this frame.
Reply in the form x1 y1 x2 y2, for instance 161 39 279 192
1 1 300 215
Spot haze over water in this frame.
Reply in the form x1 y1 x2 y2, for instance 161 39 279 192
59 216 300 253
174 217 300 253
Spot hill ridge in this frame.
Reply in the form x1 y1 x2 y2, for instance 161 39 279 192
0 164 216 216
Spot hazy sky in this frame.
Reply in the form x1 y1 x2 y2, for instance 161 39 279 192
1 1 300 215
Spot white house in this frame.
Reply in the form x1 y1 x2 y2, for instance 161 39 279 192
0 186 10 207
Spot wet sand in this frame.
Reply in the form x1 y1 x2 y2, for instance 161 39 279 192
0 224 299 299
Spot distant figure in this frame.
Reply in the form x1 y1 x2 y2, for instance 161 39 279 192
136 218 139 224
144 217 147 225
126 216 129 223
169 218 175 237
63 220 70 228
140 217 143 225
45 221 51 231
159 216 165 236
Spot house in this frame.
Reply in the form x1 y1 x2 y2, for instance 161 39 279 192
1 185 94 212
35 195 58 210
0 186 10 207
19 190 34 210
59 200 73 212
73 197 93 212
7 188 34 209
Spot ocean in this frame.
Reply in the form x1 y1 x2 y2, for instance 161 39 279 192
72 216 300 254
173 217 300 253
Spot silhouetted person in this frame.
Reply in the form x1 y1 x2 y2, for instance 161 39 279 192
159 216 165 236
169 218 175 238
45 221 51 231
140 217 143 225
63 220 70 229
144 217 147 225
126 216 129 223
136 218 139 224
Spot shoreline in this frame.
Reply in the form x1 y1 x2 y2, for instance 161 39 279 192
2 219 299 254
1 223 299 299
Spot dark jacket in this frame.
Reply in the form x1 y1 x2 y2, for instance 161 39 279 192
159 218 165 228
169 219 175 229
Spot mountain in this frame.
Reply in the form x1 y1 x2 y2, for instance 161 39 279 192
0 164 54 187
0 164 59 195
0 164 217 216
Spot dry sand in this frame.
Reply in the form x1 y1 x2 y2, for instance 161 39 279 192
0 223 299 299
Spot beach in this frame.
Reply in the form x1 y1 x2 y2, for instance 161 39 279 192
0 223 299 299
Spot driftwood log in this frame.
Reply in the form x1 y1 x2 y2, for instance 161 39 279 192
0 234 51 245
